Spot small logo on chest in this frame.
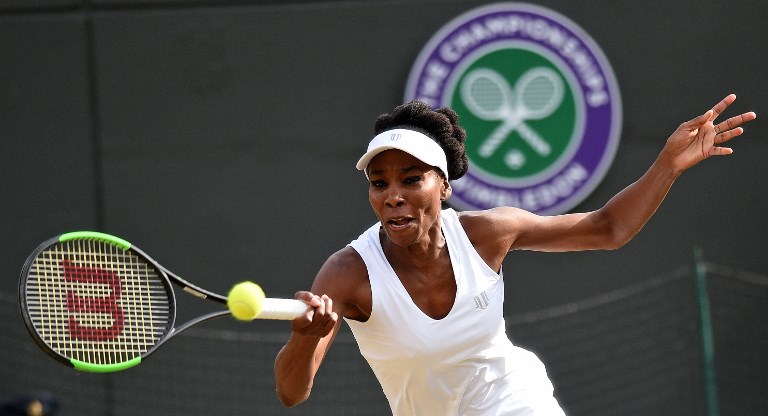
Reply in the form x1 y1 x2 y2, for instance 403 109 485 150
473 291 491 311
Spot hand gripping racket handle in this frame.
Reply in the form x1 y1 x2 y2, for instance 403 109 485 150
259 298 310 320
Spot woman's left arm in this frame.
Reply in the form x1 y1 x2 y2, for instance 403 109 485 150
476 94 756 254
590 94 755 245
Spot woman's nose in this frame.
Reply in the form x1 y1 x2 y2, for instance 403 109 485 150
385 189 405 207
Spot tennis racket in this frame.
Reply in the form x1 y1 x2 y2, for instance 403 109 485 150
19 231 308 373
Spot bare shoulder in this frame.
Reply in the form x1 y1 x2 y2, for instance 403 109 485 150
455 207 532 270
313 246 367 290
312 246 371 320
457 207 531 241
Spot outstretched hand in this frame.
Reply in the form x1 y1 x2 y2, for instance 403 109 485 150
662 94 756 174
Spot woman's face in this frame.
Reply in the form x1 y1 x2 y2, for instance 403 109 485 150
366 149 450 248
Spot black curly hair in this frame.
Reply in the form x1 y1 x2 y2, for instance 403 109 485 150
373 100 469 180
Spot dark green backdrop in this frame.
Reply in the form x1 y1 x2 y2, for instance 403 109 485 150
1 1 766 415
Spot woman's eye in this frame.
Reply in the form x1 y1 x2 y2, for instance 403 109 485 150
371 180 386 188
404 176 422 185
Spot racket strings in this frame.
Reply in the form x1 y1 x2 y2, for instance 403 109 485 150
25 240 172 365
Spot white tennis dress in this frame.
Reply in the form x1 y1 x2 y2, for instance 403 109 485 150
345 208 566 416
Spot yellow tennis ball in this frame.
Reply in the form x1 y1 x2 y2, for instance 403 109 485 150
227 281 265 321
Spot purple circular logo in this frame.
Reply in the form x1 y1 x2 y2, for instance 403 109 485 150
405 3 622 214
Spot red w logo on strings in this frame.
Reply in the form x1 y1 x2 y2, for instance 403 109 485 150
63 259 125 341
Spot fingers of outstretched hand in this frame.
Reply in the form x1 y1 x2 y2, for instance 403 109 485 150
686 94 749 130
667 95 755 169
711 112 756 154
714 125 743 145
706 145 734 157
681 110 712 131
714 112 757 135
710 93 737 119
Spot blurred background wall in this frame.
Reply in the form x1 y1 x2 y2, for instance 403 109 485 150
1 1 766 415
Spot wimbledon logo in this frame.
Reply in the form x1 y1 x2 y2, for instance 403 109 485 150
405 3 622 215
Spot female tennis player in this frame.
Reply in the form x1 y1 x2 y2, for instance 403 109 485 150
274 95 755 415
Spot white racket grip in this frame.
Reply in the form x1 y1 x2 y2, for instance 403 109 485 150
258 298 309 320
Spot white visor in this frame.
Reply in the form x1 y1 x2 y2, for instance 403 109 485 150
356 128 449 179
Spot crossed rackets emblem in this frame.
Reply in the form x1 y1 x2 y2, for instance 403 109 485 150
461 67 564 169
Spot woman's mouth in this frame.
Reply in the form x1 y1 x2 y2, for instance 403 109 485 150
387 217 414 230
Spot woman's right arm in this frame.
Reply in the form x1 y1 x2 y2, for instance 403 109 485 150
274 247 368 407
274 291 339 407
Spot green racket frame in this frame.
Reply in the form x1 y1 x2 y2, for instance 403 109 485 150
18 231 229 372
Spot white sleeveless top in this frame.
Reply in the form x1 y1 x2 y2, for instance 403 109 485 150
345 208 565 415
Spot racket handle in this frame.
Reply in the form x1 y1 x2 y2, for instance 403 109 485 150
258 298 309 320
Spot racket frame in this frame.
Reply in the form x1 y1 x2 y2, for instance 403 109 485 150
18 231 230 373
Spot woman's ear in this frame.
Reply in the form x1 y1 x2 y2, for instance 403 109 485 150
441 178 452 201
